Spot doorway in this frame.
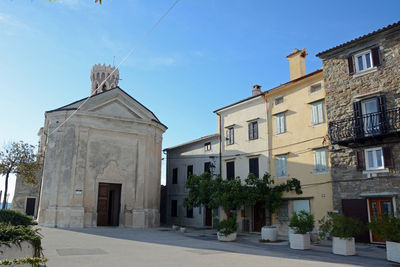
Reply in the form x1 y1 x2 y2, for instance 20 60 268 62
205 207 212 227
253 201 266 232
25 197 36 216
97 183 122 226
368 198 394 242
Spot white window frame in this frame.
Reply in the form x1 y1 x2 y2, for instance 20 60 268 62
313 148 328 174
226 127 234 145
311 100 325 125
354 50 373 73
275 112 286 135
365 147 384 171
275 154 288 178
248 120 258 140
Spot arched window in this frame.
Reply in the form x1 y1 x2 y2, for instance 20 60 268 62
102 83 107 92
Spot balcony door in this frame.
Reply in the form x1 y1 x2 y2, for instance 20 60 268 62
361 99 380 136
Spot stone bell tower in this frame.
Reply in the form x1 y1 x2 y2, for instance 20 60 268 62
90 64 120 96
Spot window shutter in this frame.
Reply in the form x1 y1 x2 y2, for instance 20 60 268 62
371 47 381 67
348 56 355 75
248 123 252 140
275 116 279 134
377 95 387 133
356 150 365 170
353 101 363 138
254 122 258 139
383 147 394 169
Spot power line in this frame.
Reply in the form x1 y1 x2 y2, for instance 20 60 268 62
49 0 181 137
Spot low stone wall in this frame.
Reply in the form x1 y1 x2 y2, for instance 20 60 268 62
0 241 35 267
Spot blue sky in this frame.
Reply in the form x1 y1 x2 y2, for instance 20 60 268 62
0 0 399 199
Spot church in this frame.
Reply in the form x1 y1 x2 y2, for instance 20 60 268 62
32 64 166 228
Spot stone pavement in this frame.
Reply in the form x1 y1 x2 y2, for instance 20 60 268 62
40 226 399 267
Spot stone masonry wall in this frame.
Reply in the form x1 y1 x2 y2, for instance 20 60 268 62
322 31 400 211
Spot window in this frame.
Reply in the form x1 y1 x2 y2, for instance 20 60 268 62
310 83 322 94
186 207 193 218
204 142 211 151
293 199 311 214
172 168 178 184
226 161 235 180
311 100 325 125
348 47 380 75
248 121 258 140
275 154 288 177
226 127 234 145
275 96 284 106
353 96 386 137
275 112 286 135
249 157 259 178
313 148 328 173
204 162 211 174
278 201 289 221
356 147 394 171
365 147 384 170
187 165 193 179
171 200 178 217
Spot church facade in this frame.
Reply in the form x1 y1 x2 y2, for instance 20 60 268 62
36 64 167 228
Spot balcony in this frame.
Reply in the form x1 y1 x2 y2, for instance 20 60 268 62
328 107 400 145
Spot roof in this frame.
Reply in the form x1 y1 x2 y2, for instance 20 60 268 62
213 94 263 113
45 86 166 128
317 20 400 58
163 133 219 151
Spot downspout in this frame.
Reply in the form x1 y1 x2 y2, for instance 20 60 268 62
263 91 274 225
217 113 222 177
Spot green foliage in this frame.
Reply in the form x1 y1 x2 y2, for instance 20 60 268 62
184 172 219 210
369 215 400 243
0 257 47 266
0 141 42 209
217 215 238 236
0 225 43 257
319 213 366 239
0 210 36 227
289 210 314 234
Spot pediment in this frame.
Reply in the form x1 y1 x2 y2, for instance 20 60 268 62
88 99 143 119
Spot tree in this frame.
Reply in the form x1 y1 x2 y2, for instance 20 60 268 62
0 141 41 209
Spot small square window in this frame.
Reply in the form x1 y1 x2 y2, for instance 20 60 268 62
204 142 211 151
275 96 284 106
310 83 322 94
365 147 384 170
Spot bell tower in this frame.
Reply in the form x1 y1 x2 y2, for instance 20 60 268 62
90 64 120 96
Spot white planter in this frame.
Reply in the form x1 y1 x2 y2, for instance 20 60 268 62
261 226 277 241
386 241 400 263
0 241 35 267
332 237 356 256
180 227 187 233
217 232 237 242
172 225 180 231
289 233 311 250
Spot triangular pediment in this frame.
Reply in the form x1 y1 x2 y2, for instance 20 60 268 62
88 99 143 119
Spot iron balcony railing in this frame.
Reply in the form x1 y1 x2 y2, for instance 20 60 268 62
328 107 400 144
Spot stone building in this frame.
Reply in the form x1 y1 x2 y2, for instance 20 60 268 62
164 134 220 228
37 64 167 228
317 21 400 242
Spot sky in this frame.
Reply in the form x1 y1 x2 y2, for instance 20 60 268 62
0 0 399 202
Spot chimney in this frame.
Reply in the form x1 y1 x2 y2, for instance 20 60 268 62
252 84 262 96
286 48 307 80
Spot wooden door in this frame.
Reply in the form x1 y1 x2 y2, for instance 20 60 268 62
253 201 266 232
205 207 212 226
97 183 110 226
342 199 370 243
25 198 36 216
108 184 121 226
369 198 393 242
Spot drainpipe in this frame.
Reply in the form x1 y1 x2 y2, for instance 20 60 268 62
217 113 222 177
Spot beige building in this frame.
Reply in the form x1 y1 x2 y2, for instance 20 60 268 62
264 49 333 235
37 64 167 228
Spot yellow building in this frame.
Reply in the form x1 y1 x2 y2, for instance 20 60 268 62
264 49 333 235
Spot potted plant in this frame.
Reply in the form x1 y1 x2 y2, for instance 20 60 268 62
172 219 182 231
319 213 366 256
180 225 187 233
217 215 238 242
369 215 400 263
288 210 314 250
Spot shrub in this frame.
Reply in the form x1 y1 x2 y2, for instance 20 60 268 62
0 210 36 226
289 210 314 234
369 215 400 243
217 215 238 236
319 213 366 240
0 224 43 257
